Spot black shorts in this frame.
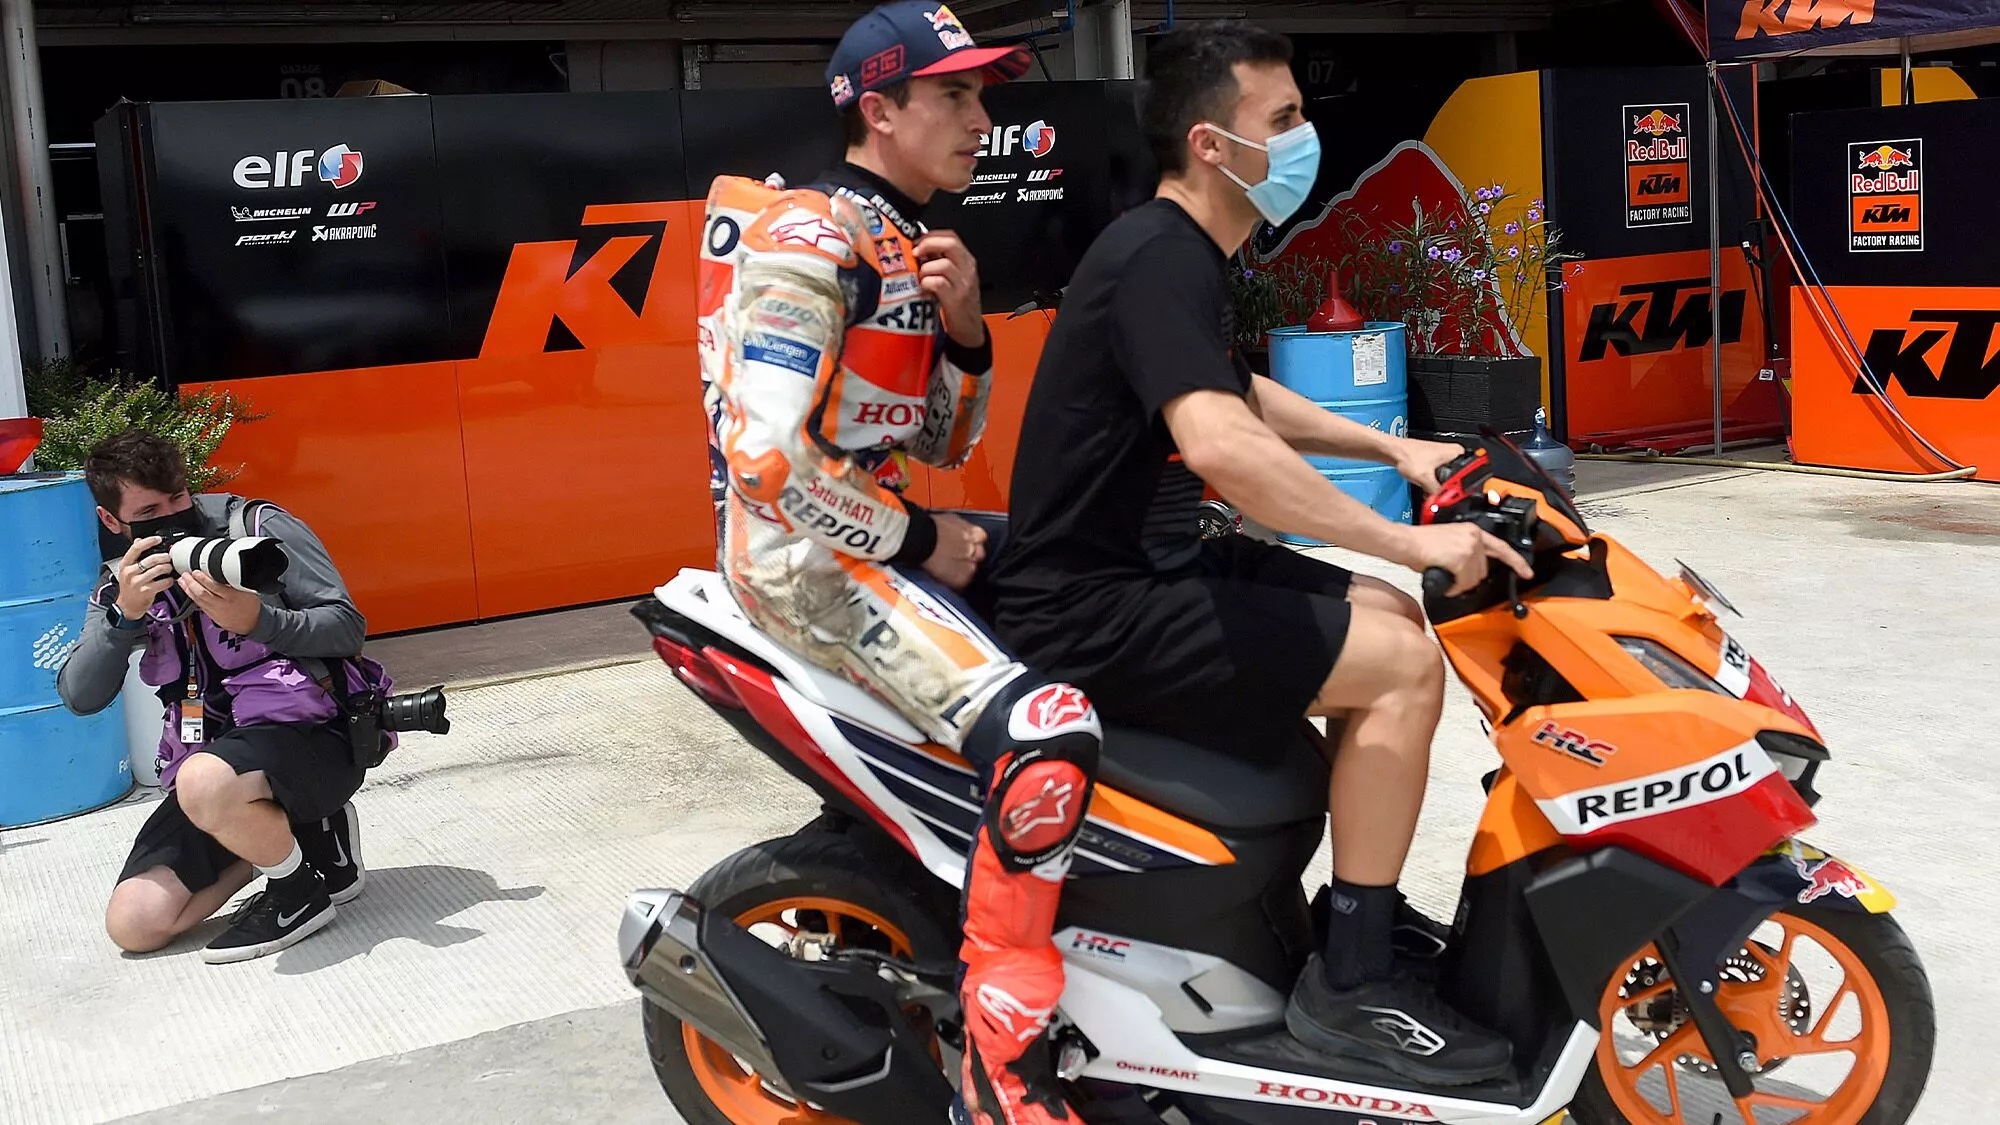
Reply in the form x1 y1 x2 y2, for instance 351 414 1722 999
117 722 363 895
1043 537 1355 758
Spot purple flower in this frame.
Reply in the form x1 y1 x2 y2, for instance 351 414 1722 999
1387 240 1405 253
1242 269 1255 278
1532 197 1544 209
1527 207 1542 221
1389 283 1403 294
1472 269 1487 280
1427 246 1442 260
1489 182 1503 197
1475 186 1493 201
1478 202 1491 215
1507 246 1521 259
1504 221 1520 235
1443 249 1463 263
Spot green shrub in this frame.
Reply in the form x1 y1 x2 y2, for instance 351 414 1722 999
26 357 262 491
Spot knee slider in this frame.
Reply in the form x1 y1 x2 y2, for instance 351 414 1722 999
982 681 1101 871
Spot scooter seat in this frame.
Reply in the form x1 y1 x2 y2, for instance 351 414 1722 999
1096 723 1329 832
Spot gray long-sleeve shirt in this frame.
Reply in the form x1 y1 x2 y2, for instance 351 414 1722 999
57 493 366 716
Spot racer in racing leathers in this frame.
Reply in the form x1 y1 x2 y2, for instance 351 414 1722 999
695 5 1099 1122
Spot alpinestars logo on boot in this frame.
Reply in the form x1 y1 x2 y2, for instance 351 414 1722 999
1849 138 1922 252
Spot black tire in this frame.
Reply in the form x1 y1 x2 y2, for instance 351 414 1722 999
1570 907 1934 1125
643 828 958 1125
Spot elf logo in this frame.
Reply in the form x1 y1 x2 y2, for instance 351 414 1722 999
479 202 677 357
1859 310 2000 400
233 144 364 189
1735 0 1875 41
1578 278 1746 361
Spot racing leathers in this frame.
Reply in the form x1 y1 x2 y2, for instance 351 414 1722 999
697 162 1100 1124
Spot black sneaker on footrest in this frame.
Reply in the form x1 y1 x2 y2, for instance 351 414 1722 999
1284 954 1511 1086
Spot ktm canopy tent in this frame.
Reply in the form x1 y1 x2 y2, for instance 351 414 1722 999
1666 1 2000 472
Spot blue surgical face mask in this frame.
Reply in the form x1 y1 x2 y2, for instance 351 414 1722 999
1204 120 1321 225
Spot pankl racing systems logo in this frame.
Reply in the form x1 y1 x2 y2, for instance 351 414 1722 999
1848 138 1921 253
978 120 1055 159
1624 103 1691 229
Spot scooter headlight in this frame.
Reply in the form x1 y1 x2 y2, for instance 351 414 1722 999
1615 636 1728 695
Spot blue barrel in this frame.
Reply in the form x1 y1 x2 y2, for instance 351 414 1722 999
1267 322 1412 546
0 473 132 827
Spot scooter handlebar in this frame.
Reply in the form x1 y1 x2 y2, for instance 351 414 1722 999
1421 567 1455 599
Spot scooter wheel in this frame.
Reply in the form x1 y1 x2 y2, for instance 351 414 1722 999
1570 905 1933 1125
643 827 957 1125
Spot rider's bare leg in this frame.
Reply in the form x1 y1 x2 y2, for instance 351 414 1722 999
1309 605 1443 893
1284 603 1510 1083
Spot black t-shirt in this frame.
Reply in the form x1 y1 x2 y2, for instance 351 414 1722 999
990 199 1251 647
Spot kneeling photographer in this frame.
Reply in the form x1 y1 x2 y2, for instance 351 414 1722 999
57 429 439 963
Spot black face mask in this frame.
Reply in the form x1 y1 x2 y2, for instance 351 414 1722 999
124 506 204 543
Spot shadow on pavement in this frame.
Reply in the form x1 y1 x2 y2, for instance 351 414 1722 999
273 864 545 975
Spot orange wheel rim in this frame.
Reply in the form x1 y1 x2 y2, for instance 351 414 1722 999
1596 911 1892 1125
681 896 920 1125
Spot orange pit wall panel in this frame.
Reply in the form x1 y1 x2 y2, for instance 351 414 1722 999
188 307 1051 637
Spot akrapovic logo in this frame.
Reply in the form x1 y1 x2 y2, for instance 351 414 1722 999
312 223 378 242
1016 186 1064 203
235 229 297 247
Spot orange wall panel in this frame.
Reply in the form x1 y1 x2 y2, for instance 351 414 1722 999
1789 285 2000 481
184 362 479 635
927 311 1052 513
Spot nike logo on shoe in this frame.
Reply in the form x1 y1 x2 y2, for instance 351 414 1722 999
277 903 314 928
332 836 350 867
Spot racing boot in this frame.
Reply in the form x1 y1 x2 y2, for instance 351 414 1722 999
956 681 1101 1125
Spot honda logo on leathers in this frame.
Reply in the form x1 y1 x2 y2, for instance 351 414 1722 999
1578 278 1746 361
1859 310 2000 399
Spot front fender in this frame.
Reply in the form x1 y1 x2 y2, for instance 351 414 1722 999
1727 837 1896 914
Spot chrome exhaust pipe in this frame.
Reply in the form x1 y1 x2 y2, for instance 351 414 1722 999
620 889 783 1083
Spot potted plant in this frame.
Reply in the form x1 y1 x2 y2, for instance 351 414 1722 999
26 356 263 556
1227 254 1337 376
1335 183 1578 438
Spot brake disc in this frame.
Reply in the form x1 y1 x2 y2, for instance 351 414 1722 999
1617 945 1812 1076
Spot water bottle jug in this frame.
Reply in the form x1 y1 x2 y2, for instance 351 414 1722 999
1521 407 1576 498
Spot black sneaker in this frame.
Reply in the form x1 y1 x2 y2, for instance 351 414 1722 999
201 869 336 964
1284 955 1511 1085
1392 897 1452 962
300 802 365 905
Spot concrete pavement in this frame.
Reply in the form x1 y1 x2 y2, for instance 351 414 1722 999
2 457 1994 1124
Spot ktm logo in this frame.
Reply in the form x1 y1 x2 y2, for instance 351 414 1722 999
1736 0 1875 39
1578 278 1746 361
1636 173 1682 196
1860 310 2000 400
480 202 678 357
1859 203 1911 224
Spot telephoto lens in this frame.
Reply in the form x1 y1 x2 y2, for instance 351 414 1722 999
162 531 290 594
379 686 450 735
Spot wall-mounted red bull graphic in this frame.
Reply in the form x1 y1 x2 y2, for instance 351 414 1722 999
1245 65 1773 449
1847 138 1923 252
1625 104 1692 229
1788 99 2000 480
